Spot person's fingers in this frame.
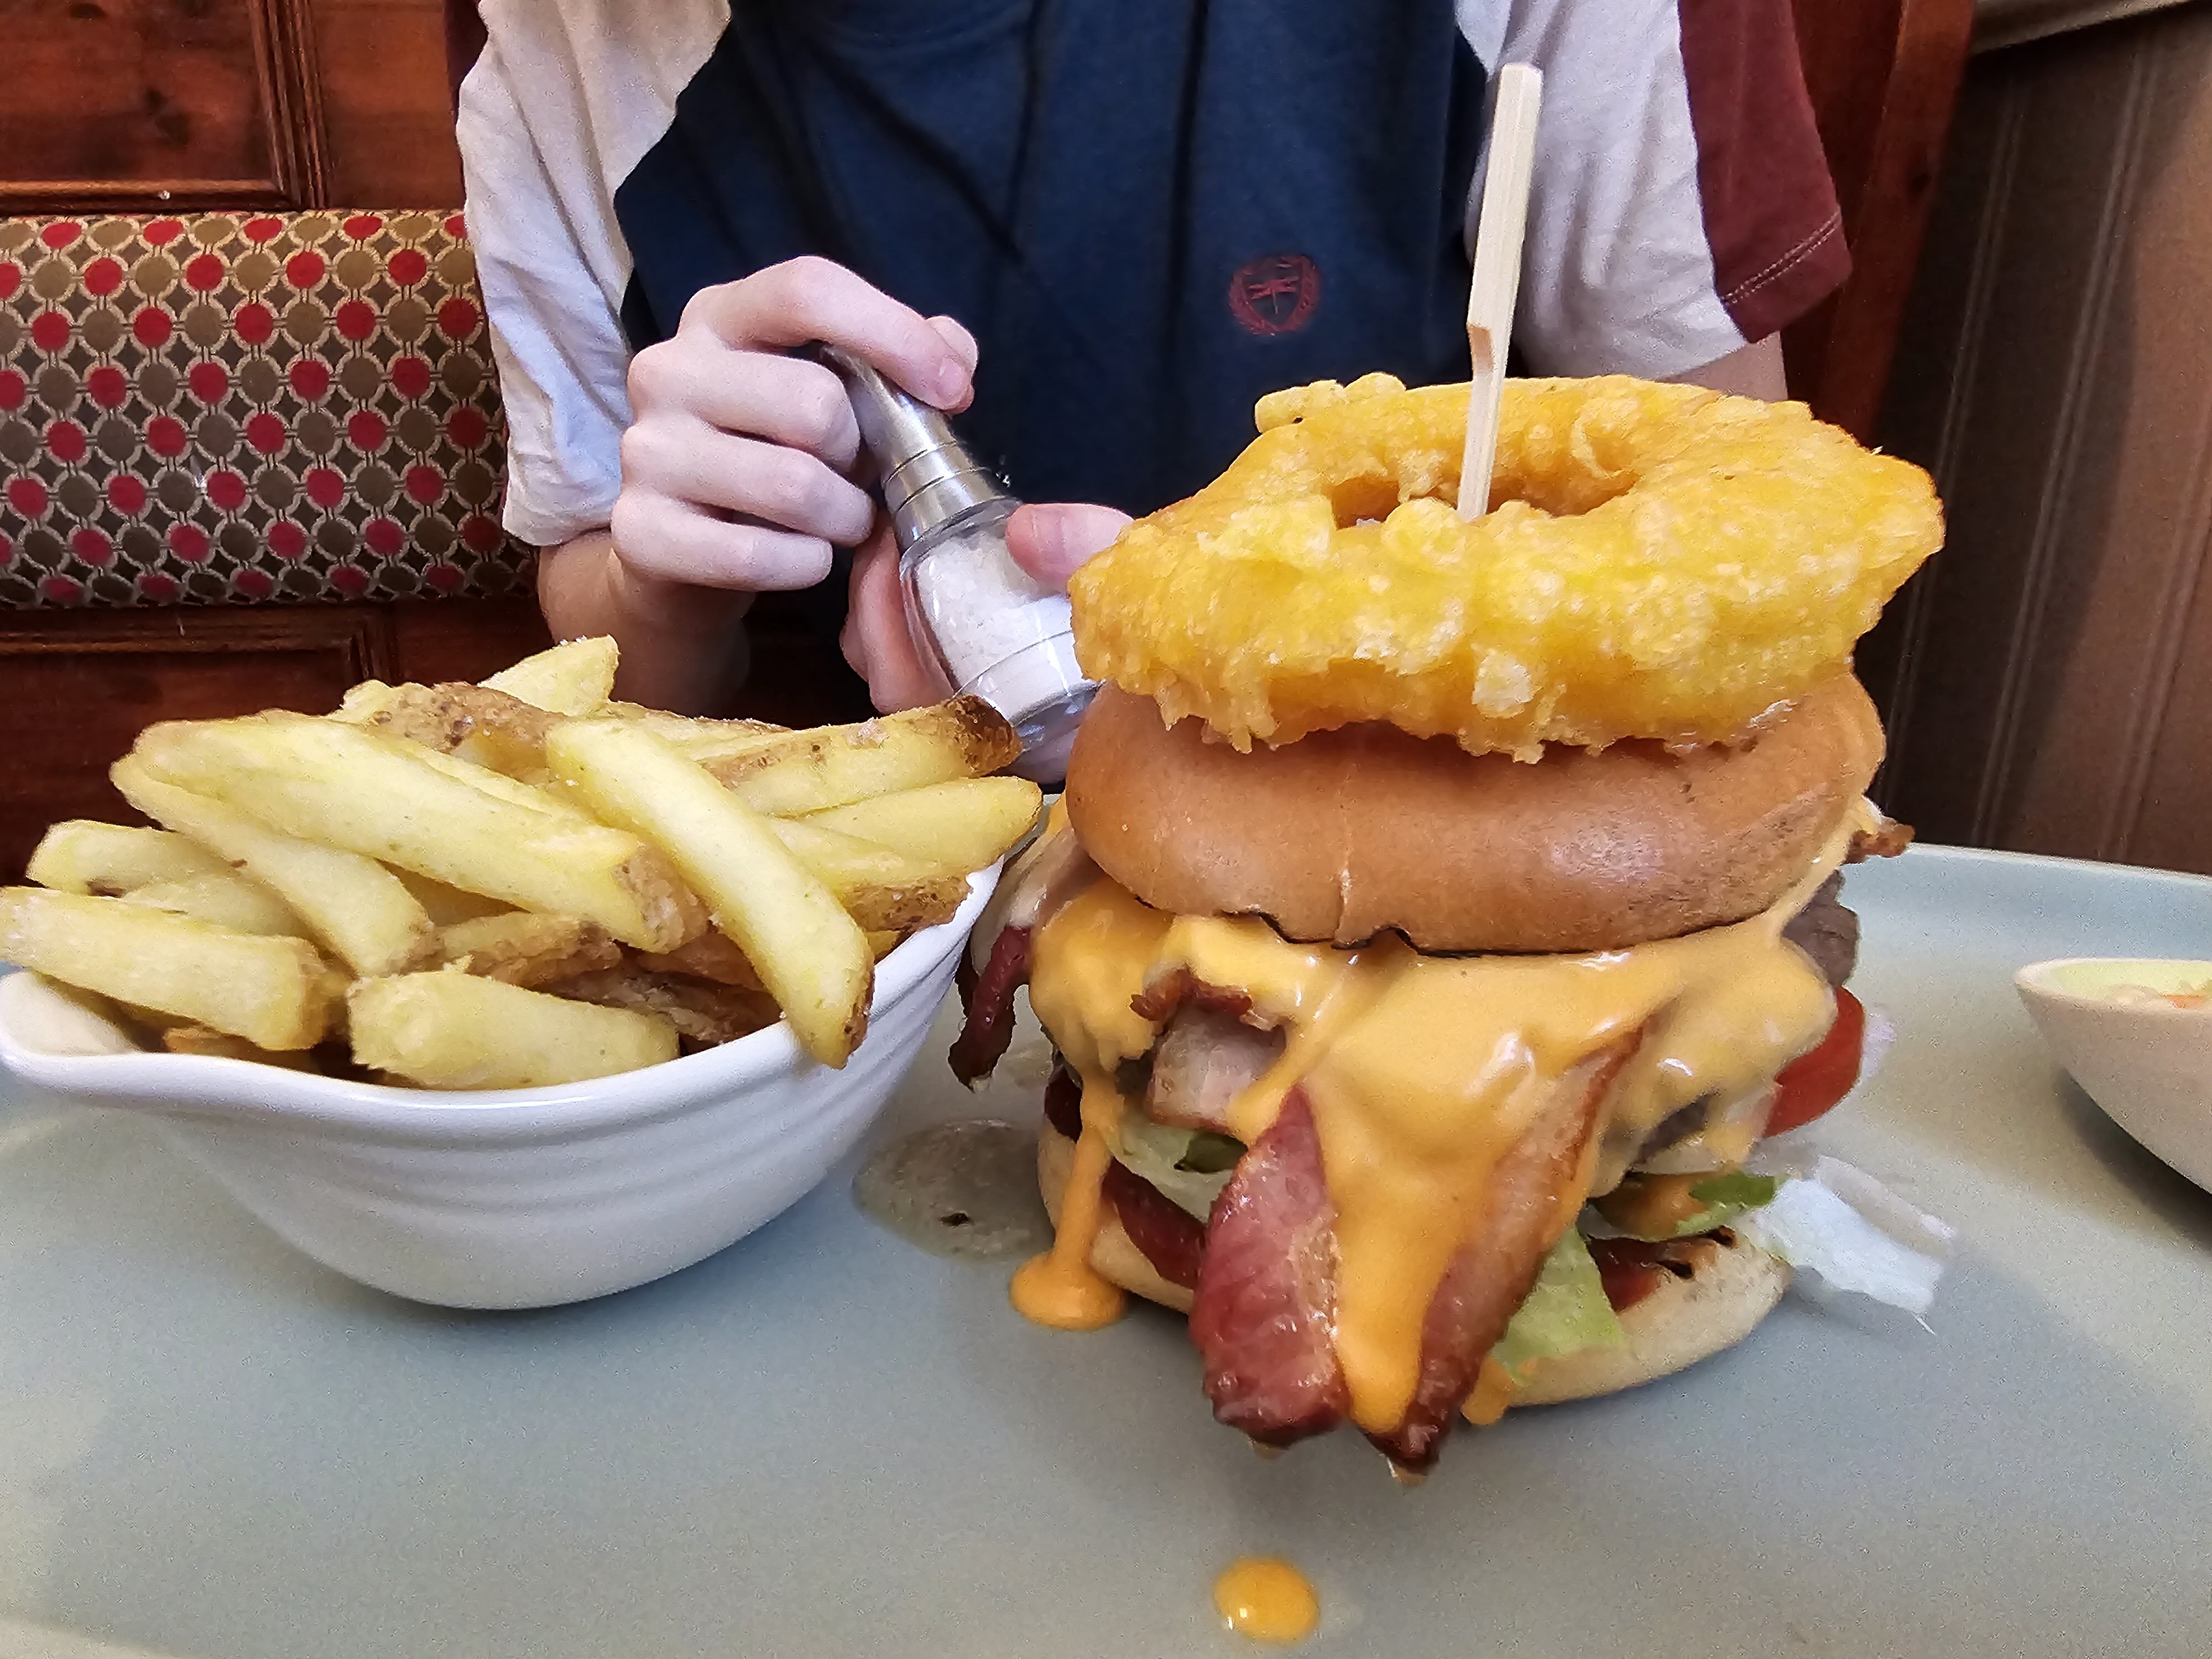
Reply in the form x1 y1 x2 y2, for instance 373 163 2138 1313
627 345 863 472
928 314 978 371
679 257 971 409
926 315 979 411
1004 502 1134 586
609 490 837 592
843 521 945 711
619 418 875 546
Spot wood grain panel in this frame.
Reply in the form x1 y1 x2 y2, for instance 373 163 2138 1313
1870 3 2212 871
383 591 551 686
0 0 331 213
311 0 465 205
0 0 271 188
0 606 381 878
1785 0 1975 441
0 597 550 880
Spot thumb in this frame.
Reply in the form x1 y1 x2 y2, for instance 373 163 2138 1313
1005 502 1133 587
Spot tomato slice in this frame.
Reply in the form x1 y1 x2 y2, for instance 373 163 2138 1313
1766 987 1866 1134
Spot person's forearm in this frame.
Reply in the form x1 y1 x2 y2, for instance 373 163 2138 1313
1670 333 1788 401
536 529 750 714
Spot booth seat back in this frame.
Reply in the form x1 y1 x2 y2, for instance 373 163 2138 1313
0 211 533 609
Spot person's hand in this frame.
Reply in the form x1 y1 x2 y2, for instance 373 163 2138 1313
841 502 1133 711
610 257 977 605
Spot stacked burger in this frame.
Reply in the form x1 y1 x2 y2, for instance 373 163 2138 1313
954 375 1944 1472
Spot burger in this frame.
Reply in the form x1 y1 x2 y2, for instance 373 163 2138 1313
952 375 1940 1473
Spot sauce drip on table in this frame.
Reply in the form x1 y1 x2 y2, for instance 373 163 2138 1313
1212 1557 1319 1644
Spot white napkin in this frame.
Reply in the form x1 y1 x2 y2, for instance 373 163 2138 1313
1738 1152 1955 1315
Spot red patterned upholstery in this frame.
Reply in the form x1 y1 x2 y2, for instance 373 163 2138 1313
0 211 533 608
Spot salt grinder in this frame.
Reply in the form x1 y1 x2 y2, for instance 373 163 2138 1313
818 345 1094 783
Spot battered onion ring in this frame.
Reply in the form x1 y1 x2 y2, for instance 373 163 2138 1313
1070 374 1943 758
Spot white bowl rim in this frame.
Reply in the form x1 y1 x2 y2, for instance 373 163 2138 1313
2014 956 2212 1013
0 863 998 1137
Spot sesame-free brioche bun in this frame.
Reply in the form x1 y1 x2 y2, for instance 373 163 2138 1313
1037 1120 1788 1407
1036 1119 1193 1316
1065 676 1884 954
1507 1232 1792 1405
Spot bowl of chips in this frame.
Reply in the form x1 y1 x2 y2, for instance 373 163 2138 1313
0 640 1039 1306
0 874 995 1308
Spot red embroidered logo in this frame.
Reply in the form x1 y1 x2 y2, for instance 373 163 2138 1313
1228 254 1321 337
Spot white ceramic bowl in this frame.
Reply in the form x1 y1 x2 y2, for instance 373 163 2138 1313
0 867 998 1308
2015 956 2212 1193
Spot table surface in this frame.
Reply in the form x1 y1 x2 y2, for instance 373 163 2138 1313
2 843 2209 1659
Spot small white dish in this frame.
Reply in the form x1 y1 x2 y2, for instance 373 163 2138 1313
2015 956 2212 1194
0 866 998 1309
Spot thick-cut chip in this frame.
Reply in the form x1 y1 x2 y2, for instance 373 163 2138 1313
0 888 340 1050
129 714 704 952
799 777 1042 873
398 740 593 818
479 636 618 716
764 817 969 932
602 704 787 755
699 697 1022 815
634 925 916 978
437 912 621 987
545 720 873 1067
329 680 400 726
121 872 304 937
634 930 762 990
25 821 228 895
112 757 439 977
361 682 563 783
388 868 512 926
349 971 677 1088
549 963 778 1047
162 1025 320 1070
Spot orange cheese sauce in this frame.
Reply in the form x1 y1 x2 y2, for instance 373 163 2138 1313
1460 1354 1520 1427
1009 1077 1129 1329
1018 806 1869 1433
1212 1556 1320 1644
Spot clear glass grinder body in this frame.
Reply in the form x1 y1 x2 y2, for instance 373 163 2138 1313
818 345 1094 784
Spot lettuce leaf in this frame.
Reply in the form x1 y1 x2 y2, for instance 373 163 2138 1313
1598 1171 1781 1241
1733 1155 1953 1314
1670 1171 1780 1237
1109 1115 1242 1220
1490 1229 1627 1383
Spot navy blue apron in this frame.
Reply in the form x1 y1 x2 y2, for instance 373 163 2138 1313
612 0 1487 703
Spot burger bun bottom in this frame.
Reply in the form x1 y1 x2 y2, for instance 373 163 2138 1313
1037 1121 1791 1411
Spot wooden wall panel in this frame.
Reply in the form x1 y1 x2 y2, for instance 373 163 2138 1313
1784 0 1974 442
310 0 465 206
1 0 270 186
1870 3 2212 871
0 597 550 880
0 605 383 878
0 0 327 213
0 0 458 214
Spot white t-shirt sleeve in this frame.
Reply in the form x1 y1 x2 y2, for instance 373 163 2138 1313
1468 0 1847 378
456 39 634 549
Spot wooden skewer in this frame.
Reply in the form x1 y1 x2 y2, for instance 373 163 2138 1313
1457 64 1543 520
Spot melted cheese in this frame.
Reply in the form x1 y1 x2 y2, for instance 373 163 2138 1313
1460 1355 1520 1426
1595 1170 1717 1236
1008 1076 1130 1329
1212 1557 1320 1644
1019 805 1871 1433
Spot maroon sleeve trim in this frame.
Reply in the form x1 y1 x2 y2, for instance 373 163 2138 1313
1675 0 1851 343
1722 205 1849 342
